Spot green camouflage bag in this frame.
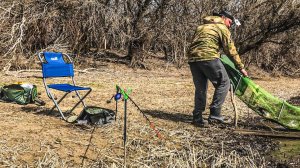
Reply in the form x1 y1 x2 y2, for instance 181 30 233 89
0 83 38 105
68 106 115 125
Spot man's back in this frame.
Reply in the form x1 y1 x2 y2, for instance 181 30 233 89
188 16 231 62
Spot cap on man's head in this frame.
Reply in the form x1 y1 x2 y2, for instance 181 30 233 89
213 10 241 27
213 10 235 20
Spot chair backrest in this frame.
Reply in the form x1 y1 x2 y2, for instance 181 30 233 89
41 52 74 78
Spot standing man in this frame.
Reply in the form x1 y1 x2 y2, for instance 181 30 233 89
187 10 248 127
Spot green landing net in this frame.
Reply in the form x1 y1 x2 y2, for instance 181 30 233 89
221 55 300 131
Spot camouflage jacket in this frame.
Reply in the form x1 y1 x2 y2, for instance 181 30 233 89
187 16 244 69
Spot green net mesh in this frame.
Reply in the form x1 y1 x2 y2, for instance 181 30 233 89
221 55 300 130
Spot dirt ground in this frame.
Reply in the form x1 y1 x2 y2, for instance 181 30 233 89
0 61 299 167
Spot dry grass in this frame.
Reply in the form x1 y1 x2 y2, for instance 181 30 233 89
0 61 299 167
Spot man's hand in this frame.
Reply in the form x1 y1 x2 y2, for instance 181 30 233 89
240 68 248 77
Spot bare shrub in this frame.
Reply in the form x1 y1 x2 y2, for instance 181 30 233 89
0 0 299 74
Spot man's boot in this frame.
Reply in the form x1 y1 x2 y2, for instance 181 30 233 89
192 111 208 127
208 108 231 124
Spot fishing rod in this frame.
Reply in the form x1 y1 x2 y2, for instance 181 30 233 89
107 85 163 139
107 85 163 167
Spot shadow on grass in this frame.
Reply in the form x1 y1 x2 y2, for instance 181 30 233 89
21 106 68 118
20 106 94 131
288 95 300 106
236 117 288 132
143 109 192 124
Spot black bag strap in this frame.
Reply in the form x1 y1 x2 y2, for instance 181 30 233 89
34 97 46 106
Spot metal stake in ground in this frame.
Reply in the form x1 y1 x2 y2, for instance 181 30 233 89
112 86 129 167
115 87 121 120
123 98 127 167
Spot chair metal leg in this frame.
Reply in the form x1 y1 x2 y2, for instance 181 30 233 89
74 90 87 107
48 91 67 120
69 89 92 113
50 92 69 111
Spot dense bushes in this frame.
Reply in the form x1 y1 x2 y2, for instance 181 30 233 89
0 0 299 75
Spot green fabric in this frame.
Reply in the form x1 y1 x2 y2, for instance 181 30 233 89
0 84 37 105
221 55 300 130
74 106 115 125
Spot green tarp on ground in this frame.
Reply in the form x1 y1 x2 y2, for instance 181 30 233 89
221 55 300 131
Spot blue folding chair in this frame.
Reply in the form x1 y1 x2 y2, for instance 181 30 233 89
38 51 92 120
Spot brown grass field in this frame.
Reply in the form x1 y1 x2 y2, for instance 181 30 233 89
0 60 299 167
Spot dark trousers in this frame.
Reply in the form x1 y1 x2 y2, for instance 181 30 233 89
189 59 230 121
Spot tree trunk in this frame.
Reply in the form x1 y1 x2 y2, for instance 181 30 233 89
128 37 147 68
